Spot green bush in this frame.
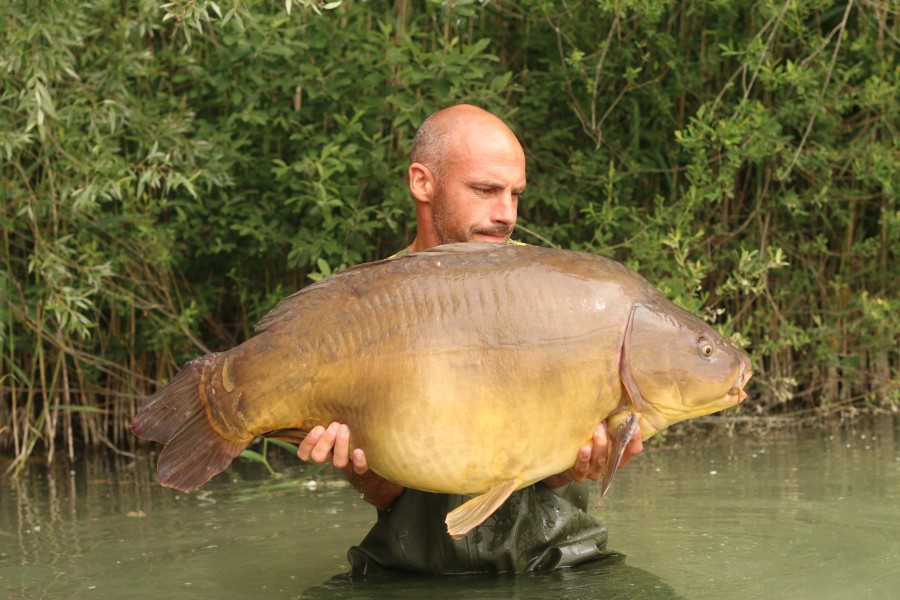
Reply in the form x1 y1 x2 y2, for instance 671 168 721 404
1 0 896 470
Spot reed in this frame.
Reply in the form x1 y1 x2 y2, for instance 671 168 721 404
1 0 896 470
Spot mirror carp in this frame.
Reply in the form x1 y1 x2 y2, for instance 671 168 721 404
131 243 752 538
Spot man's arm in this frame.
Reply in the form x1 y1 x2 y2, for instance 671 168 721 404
297 420 644 508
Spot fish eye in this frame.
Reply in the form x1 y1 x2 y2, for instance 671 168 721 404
699 338 715 357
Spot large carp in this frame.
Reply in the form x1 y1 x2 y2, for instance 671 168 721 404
131 243 751 538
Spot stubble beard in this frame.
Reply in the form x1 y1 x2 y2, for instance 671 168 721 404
432 193 465 245
432 189 514 245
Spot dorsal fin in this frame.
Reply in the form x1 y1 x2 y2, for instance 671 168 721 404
253 254 406 333
254 244 511 334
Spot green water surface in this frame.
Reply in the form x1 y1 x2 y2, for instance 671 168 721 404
2 417 898 599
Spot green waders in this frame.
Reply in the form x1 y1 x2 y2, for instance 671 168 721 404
347 482 608 575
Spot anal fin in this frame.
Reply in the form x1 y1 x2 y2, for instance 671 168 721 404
445 477 521 540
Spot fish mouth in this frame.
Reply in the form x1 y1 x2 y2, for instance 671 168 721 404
728 368 753 404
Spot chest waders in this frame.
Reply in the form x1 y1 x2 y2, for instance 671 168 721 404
347 482 608 575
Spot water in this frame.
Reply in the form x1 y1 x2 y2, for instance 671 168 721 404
2 417 898 599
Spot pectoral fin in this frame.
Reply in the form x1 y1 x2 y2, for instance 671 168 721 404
445 477 521 539
598 413 639 503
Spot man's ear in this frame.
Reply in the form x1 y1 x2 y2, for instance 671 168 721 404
408 163 434 203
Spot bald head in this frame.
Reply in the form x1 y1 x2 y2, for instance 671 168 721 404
410 105 521 181
406 104 527 252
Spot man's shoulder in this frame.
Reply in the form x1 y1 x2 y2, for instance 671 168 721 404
389 239 526 259
388 245 413 259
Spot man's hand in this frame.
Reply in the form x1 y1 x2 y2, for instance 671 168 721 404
297 422 403 510
297 422 368 473
543 421 644 489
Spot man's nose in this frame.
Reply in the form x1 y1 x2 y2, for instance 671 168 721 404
492 191 517 224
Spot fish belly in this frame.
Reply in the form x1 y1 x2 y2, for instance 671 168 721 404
318 341 621 495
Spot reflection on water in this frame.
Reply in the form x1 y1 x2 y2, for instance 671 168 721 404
300 555 682 600
1 417 898 600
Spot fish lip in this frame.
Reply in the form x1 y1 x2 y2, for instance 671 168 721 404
729 369 753 404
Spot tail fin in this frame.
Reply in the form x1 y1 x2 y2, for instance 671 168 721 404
130 357 248 493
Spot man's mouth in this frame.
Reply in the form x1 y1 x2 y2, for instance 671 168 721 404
471 227 512 243
473 234 507 243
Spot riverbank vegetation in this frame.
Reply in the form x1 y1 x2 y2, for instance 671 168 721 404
2 0 897 471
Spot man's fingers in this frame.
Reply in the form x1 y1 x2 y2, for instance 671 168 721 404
309 422 340 463
568 445 592 482
350 448 369 475
586 422 609 481
332 424 350 469
297 425 325 461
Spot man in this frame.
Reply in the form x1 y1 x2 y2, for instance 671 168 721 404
298 105 643 573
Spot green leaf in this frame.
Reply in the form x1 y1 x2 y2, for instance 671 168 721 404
266 438 300 454
239 449 266 464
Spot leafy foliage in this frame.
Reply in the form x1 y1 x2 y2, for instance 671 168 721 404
1 0 897 468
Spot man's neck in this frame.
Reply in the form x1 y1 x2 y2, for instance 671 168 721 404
406 236 519 255
409 232 446 253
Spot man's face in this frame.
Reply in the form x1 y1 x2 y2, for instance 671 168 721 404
430 125 526 245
